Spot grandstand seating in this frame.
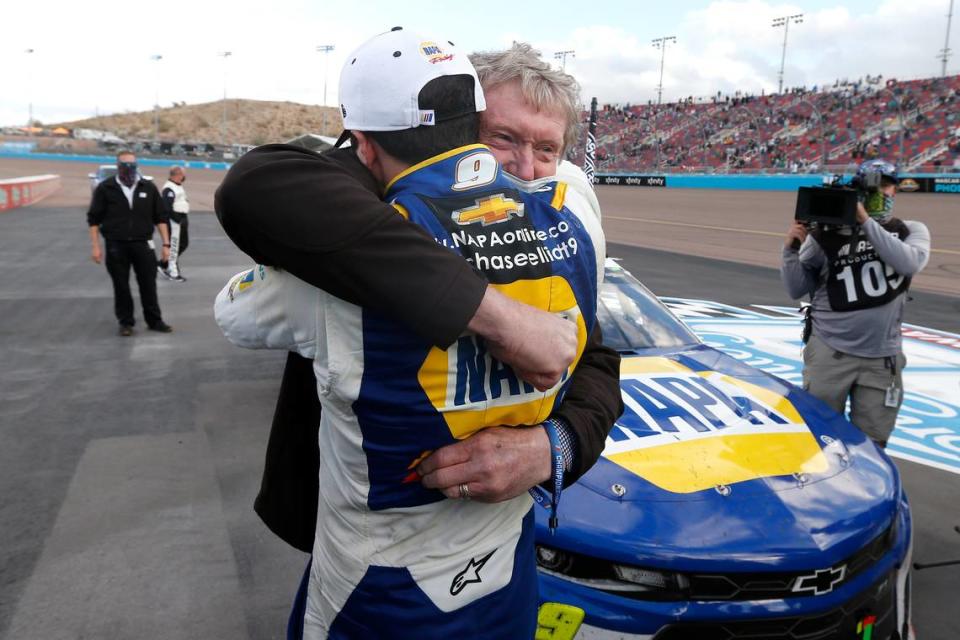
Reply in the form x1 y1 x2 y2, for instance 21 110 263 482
575 74 960 174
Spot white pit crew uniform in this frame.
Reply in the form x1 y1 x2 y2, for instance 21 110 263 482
160 179 189 278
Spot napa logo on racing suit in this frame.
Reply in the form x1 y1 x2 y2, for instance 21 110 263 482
606 357 827 493
418 279 587 440
225 265 265 301
419 41 454 64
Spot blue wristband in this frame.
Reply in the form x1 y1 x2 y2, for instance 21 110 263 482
528 419 565 534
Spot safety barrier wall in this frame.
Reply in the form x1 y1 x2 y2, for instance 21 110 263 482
0 150 232 171
0 174 61 212
594 172 960 193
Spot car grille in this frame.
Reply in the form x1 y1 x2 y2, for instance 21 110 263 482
682 520 896 601
537 519 897 603
653 569 901 640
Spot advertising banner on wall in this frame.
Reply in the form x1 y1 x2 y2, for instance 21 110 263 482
594 174 667 187
897 176 960 194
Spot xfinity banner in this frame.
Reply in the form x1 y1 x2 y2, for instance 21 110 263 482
595 175 667 187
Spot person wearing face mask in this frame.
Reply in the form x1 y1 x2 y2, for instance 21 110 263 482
781 159 931 446
158 166 190 282
87 151 173 336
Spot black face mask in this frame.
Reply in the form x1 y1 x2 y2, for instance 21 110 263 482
117 162 138 187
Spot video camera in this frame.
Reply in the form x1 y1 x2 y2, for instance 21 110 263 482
794 172 882 227
795 162 892 227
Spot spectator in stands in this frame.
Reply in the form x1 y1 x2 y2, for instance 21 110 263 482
781 159 930 447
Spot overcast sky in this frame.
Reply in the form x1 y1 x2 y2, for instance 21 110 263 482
0 0 955 127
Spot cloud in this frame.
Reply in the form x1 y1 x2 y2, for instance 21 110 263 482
0 0 368 125
534 0 952 106
0 0 954 126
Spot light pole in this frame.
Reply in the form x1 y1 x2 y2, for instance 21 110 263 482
219 51 232 145
150 54 163 142
316 45 335 134
553 50 575 71
772 14 803 94
651 36 676 106
25 48 35 135
939 0 954 77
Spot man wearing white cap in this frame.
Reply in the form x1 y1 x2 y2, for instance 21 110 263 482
215 28 604 638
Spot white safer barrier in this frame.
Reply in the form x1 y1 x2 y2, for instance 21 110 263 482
0 174 61 212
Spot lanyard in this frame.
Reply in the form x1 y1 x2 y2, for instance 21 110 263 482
528 419 565 534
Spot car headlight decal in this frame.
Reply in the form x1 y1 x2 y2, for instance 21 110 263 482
613 564 690 592
536 545 688 600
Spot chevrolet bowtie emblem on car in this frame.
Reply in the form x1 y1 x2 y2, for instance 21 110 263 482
451 195 524 227
450 549 496 595
792 565 846 595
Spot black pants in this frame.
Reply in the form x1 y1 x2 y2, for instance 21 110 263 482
104 239 164 328
177 216 189 256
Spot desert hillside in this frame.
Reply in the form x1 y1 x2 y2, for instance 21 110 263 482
52 99 342 146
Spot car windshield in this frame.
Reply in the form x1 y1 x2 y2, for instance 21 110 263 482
597 262 700 352
99 167 117 179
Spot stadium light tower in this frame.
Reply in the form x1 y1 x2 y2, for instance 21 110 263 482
939 0 954 77
25 48 35 135
150 54 163 141
316 45 335 106
554 50 575 71
317 45 335 134
219 51 232 145
651 36 676 106
772 14 803 94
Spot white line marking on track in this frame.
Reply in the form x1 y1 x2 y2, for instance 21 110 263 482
605 216 960 255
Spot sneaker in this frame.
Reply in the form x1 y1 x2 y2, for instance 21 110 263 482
157 266 173 281
171 274 187 283
119 326 134 337
148 322 173 333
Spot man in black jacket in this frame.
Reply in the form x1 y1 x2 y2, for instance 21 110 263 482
88 151 173 335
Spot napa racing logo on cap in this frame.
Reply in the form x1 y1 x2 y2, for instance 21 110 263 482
605 357 827 493
419 41 454 64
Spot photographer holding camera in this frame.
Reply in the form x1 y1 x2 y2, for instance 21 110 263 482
781 159 931 447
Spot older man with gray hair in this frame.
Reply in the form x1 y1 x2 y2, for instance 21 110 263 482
472 42 583 181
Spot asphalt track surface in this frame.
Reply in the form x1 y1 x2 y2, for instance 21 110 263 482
0 158 958 639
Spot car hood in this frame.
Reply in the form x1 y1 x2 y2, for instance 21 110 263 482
547 344 901 572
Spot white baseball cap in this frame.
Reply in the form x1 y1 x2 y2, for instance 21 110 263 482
338 27 486 133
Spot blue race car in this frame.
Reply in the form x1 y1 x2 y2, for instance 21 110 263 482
534 260 913 640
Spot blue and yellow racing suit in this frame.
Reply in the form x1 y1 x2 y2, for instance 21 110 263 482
215 145 604 638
